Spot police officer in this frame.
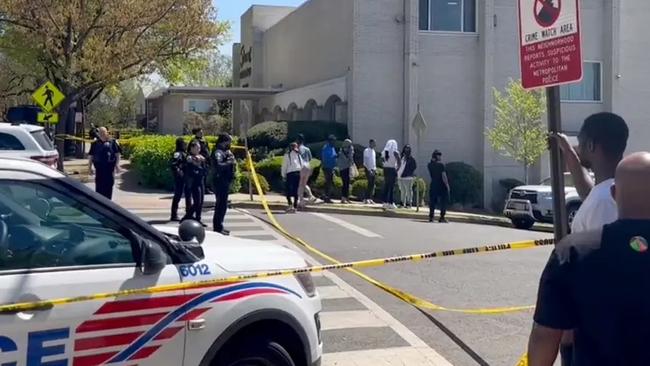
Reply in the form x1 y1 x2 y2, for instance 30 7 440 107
183 140 208 226
170 137 187 221
189 127 211 193
211 133 235 235
88 127 121 200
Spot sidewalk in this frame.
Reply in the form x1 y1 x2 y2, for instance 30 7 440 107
78 160 553 232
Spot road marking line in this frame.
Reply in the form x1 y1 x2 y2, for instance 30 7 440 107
317 286 351 300
322 346 453 366
319 310 386 330
239 210 452 365
310 213 382 238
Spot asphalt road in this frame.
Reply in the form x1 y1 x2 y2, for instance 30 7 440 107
246 209 554 366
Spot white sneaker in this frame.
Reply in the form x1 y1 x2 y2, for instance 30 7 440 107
369 199 375 204
390 203 398 209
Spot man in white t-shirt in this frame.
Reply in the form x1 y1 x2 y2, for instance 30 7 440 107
363 139 377 204
551 112 629 366
555 112 629 233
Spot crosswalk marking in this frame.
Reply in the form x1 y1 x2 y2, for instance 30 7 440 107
130 207 452 365
320 310 387 330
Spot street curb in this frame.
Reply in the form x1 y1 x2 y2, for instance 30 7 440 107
230 200 554 233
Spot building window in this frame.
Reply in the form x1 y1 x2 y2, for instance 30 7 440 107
560 62 602 102
188 100 197 112
419 0 476 32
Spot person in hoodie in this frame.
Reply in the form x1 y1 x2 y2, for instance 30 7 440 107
337 139 355 204
382 139 401 210
321 135 338 204
397 144 417 208
282 142 303 213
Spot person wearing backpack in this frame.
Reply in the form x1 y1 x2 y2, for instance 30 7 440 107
170 137 187 221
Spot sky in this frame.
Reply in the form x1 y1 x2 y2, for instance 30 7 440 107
216 0 306 57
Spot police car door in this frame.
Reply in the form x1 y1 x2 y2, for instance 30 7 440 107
0 172 185 366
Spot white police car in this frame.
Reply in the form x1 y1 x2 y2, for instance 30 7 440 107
0 157 322 366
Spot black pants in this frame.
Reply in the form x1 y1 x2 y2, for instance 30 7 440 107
184 181 204 221
340 168 350 199
171 175 184 219
213 184 230 232
366 170 376 200
429 188 449 220
95 167 115 200
383 168 397 204
285 171 300 208
323 168 334 200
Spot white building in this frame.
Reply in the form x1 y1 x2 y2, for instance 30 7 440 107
232 0 650 209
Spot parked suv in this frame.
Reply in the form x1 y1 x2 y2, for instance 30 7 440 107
0 122 58 169
503 173 587 230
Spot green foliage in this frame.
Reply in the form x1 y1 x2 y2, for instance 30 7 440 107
87 80 142 129
487 79 547 183
254 157 285 192
131 136 177 190
247 121 348 150
239 172 270 194
446 162 483 207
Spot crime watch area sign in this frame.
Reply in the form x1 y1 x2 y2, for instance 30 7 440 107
518 0 583 89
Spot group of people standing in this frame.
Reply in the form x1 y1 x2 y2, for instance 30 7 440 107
280 134 451 222
169 128 235 235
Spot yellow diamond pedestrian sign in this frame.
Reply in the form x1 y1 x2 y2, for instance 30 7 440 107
37 112 59 124
32 81 65 112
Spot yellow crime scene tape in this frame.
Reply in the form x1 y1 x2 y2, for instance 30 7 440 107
243 150 552 314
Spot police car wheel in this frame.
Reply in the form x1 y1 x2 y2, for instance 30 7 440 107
220 338 296 366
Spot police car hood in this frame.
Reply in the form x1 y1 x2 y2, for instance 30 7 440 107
154 225 307 272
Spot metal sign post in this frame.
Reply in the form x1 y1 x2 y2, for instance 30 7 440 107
546 86 568 240
518 0 582 242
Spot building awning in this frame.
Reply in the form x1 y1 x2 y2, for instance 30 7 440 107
147 86 284 100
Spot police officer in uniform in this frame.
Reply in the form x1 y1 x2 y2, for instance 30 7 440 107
170 137 187 221
88 127 121 200
211 133 235 235
189 128 211 193
183 140 208 225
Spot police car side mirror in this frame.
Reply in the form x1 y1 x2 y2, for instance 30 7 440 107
140 240 167 275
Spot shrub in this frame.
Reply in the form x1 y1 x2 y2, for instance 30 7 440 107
446 162 483 207
255 156 284 192
239 172 270 194
131 136 177 190
312 170 342 199
247 121 289 150
247 121 348 150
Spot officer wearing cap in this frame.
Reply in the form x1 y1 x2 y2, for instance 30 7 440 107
211 133 235 235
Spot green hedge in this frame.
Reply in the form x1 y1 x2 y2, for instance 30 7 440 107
239 172 270 194
121 134 239 160
247 121 348 150
255 157 284 192
129 135 241 193
446 162 483 207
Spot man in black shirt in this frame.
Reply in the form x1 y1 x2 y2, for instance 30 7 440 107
427 150 450 223
88 127 122 200
528 152 650 366
211 133 235 236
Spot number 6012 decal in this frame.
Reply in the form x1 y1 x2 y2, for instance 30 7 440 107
179 264 212 277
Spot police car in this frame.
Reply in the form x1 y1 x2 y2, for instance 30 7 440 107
0 157 322 366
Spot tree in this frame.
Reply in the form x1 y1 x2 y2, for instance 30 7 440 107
487 79 547 183
86 80 142 129
0 0 228 164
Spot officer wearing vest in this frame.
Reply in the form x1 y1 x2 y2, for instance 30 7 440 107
170 137 187 221
211 133 235 235
88 127 122 200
